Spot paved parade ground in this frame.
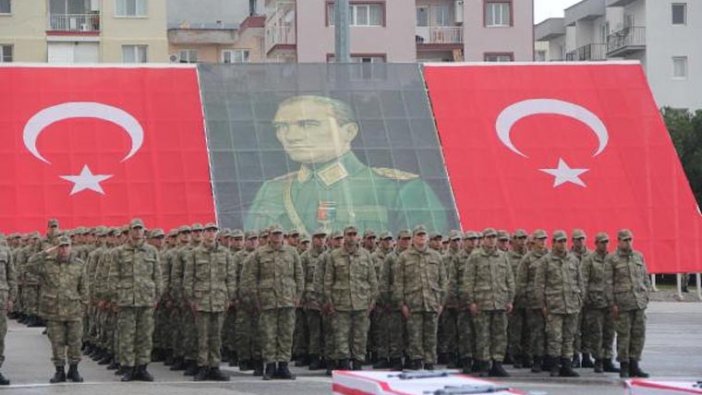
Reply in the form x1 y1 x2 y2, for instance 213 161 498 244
1 301 700 395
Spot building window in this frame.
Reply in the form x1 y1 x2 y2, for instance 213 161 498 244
416 6 429 27
484 52 513 62
178 49 197 63
0 0 10 14
328 3 383 26
115 0 147 17
535 50 546 62
672 3 687 25
673 56 688 79
0 45 12 62
122 45 147 63
222 49 250 63
434 4 450 26
485 1 511 27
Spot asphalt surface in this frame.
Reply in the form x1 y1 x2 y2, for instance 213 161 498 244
1 301 700 395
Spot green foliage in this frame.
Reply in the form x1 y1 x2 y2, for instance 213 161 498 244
663 107 702 206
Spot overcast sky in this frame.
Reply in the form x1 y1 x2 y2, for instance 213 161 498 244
534 0 583 24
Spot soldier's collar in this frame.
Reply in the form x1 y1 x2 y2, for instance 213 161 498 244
298 152 365 187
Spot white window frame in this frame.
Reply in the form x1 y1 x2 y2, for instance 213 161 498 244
0 44 12 62
484 53 513 62
221 49 250 64
672 3 687 25
433 4 450 26
416 6 429 27
672 56 688 79
0 0 10 14
485 2 511 27
178 49 198 63
122 45 147 63
115 0 147 17
328 3 383 27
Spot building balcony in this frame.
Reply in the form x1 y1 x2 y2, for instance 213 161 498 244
564 0 605 26
265 25 296 54
566 43 607 61
48 13 100 32
607 26 645 56
168 28 238 45
535 17 565 41
416 26 463 46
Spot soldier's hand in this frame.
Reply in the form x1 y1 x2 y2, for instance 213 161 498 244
367 303 375 315
542 307 549 317
469 303 479 316
401 304 410 320
437 305 444 317
611 305 619 320
6 300 12 312
327 303 336 316
505 303 513 314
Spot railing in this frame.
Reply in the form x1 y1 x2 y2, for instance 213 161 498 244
566 43 607 61
48 13 100 32
266 25 296 53
607 26 645 54
416 26 464 45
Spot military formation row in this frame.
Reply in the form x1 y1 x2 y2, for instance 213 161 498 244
0 220 651 385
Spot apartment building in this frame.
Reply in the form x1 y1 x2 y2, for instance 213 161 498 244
535 0 702 110
0 0 168 63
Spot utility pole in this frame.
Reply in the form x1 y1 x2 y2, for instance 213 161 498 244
334 0 350 63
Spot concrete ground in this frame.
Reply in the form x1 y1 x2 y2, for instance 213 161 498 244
1 301 700 395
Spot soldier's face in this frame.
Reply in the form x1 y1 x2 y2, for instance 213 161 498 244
618 237 632 251
273 100 358 164
429 238 442 250
534 238 546 249
464 238 476 249
312 236 325 248
58 245 71 260
203 229 217 243
413 233 427 249
300 242 309 252
398 237 411 249
344 232 359 247
179 232 191 243
513 236 526 249
497 239 509 250
192 230 202 242
572 238 585 249
48 226 58 237
331 237 343 248
288 235 299 246
596 240 609 253
449 239 461 250
364 237 376 249
269 232 284 246
232 237 244 249
152 237 164 248
483 235 497 248
553 239 567 253
130 227 144 241
246 238 258 249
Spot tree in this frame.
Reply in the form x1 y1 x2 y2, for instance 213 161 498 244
663 108 702 206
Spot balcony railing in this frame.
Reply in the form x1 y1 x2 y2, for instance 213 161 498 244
607 26 645 56
265 25 296 53
49 13 100 32
566 43 607 61
416 26 464 45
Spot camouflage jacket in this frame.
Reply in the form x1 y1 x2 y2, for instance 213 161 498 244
300 246 326 308
169 243 196 304
28 252 86 321
605 249 650 311
86 244 108 302
393 246 447 313
371 247 392 305
233 248 254 302
0 244 17 308
240 244 303 310
323 246 378 311
515 249 548 309
581 250 609 309
535 251 583 314
110 241 163 307
461 247 515 310
443 247 464 308
183 242 235 312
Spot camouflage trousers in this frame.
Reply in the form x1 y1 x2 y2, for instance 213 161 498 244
582 307 615 359
118 306 154 367
182 308 197 361
47 319 83 367
473 310 508 362
508 307 529 358
406 311 438 363
370 308 388 359
0 309 6 368
438 308 459 356
21 286 39 316
153 305 170 351
615 309 646 362
388 310 405 359
545 313 578 358
85 305 97 344
332 310 369 361
292 308 307 358
573 312 583 354
235 307 261 362
195 311 224 367
322 313 334 360
170 307 185 358
305 309 323 357
222 308 236 355
457 310 473 359
260 307 295 364
527 309 546 358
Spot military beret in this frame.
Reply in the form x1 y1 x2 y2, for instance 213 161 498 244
497 230 510 241
245 231 258 240
513 229 528 238
378 231 393 240
412 225 427 236
231 229 244 239
191 223 204 232
48 218 59 227
58 236 71 246
344 225 358 235
179 225 192 234
398 229 412 239
553 230 568 241
532 229 548 240
482 228 497 238
572 229 586 240
363 229 377 238
595 232 610 243
617 229 633 240
312 228 328 237
269 224 284 234
448 230 463 241
204 222 218 231
463 231 479 240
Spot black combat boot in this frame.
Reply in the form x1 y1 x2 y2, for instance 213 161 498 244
372 357 389 369
513 355 523 369
209 367 230 381
594 359 603 373
67 364 84 382
151 348 164 363
262 362 276 381
547 356 560 377
582 353 594 368
559 357 580 377
325 359 336 376
461 357 473 374
571 353 581 368
337 358 351 370
489 361 510 377
437 352 448 365
183 360 198 376
446 353 459 369
276 362 295 380
522 354 533 368
238 359 251 371
530 356 542 373
107 360 120 371
253 359 264 376
603 358 620 373
389 357 403 371
294 355 309 367
169 356 185 370
135 365 154 382
228 351 238 367
424 363 435 371
114 365 125 376
503 352 514 365
0 372 9 385
120 366 135 382
163 349 174 366
629 359 649 378
351 359 363 371
477 360 491 377
619 361 630 378
193 366 209 381
309 355 322 370
98 353 112 365
50 366 66 384
29 315 44 328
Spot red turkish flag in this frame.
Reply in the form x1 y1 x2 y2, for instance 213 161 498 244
0 66 215 233
425 63 702 274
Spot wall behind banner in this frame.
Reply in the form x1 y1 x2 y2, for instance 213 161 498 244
198 64 460 235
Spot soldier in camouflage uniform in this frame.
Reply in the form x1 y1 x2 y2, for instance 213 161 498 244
300 228 327 370
323 226 378 370
370 232 393 369
380 229 411 371
317 231 343 375
456 231 479 372
17 233 43 327
168 226 192 371
223 229 244 366
462 228 515 377
535 230 582 378
0 235 17 385
241 224 303 381
183 223 235 381
28 236 87 383
158 230 178 366
581 232 619 374
506 229 529 368
111 218 162 382
234 231 261 373
393 225 447 370
569 229 592 369
439 230 462 368
605 229 650 379
516 229 549 373
146 229 168 363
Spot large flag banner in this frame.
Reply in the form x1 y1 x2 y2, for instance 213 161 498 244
424 62 702 273
0 66 215 232
199 64 459 235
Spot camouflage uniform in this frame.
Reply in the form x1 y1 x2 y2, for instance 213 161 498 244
581 238 616 366
380 231 410 368
516 233 549 367
300 236 326 363
369 235 392 364
569 229 591 366
0 240 17 372
234 236 261 369
439 231 462 365
171 234 200 367
506 230 528 366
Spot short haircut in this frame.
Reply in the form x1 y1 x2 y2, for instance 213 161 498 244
278 95 357 126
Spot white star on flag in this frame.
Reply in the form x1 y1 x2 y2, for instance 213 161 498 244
540 158 589 188
60 165 113 195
